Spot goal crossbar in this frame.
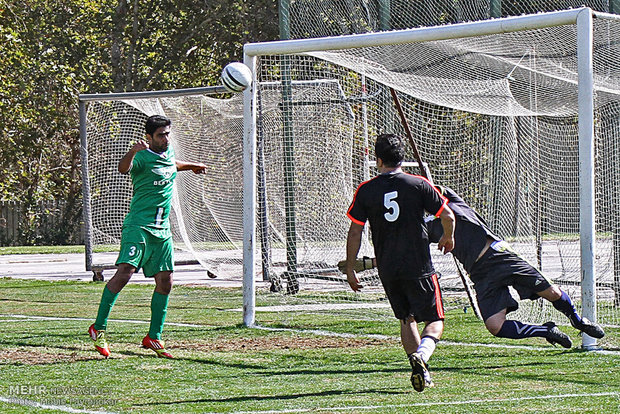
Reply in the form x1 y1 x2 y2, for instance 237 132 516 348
79 85 228 102
244 8 586 57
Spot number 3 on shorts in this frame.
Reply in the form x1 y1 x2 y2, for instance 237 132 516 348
128 245 137 257
384 191 399 222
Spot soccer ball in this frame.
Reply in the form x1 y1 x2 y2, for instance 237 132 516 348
221 62 252 93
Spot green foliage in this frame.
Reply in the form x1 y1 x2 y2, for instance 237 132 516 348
0 0 278 245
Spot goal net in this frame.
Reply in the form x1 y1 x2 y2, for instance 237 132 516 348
243 8 620 333
80 87 247 279
80 9 620 338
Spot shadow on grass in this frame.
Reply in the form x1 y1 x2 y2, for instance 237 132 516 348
0 298 90 305
0 337 281 370
132 387 404 407
1 336 416 376
434 353 610 387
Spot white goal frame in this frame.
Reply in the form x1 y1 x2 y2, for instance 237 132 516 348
79 85 228 276
241 7 604 349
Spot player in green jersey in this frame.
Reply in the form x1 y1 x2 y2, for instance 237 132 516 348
88 115 207 358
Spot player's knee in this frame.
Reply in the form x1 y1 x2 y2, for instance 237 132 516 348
539 284 562 301
484 317 504 336
402 315 416 325
113 264 135 282
155 271 173 294
487 324 502 336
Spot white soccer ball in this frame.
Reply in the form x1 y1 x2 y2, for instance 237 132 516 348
221 62 252 93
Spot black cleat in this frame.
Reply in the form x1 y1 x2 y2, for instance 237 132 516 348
543 322 572 349
409 353 432 392
572 317 605 339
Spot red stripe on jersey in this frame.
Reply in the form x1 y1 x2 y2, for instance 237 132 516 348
347 177 378 226
431 273 444 319
347 214 366 226
401 173 448 217
435 200 447 218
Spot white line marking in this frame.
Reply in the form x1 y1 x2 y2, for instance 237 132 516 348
227 303 391 312
0 314 205 328
2 314 619 355
255 325 620 356
228 392 620 413
254 325 394 340
0 396 118 414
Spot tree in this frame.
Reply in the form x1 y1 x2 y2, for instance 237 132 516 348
103 0 278 92
0 0 278 245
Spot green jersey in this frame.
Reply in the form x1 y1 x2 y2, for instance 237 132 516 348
123 146 177 238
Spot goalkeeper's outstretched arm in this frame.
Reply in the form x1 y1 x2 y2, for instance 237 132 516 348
437 206 455 254
338 257 375 273
345 222 365 291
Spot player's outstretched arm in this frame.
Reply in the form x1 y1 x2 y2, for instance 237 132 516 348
437 205 455 254
345 222 365 291
337 257 375 273
176 160 207 174
118 140 148 174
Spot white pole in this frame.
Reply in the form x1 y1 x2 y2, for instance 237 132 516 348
362 74 370 182
79 85 228 101
576 8 597 350
361 75 370 247
244 8 584 56
242 54 258 327
78 100 93 272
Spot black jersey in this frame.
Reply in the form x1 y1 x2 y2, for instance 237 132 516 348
427 186 500 272
347 171 448 280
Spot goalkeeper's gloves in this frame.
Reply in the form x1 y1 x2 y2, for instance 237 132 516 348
337 256 375 274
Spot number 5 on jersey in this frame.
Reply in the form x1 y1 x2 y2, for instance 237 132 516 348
384 191 399 222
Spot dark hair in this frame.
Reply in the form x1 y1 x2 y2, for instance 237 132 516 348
375 133 405 167
145 115 171 136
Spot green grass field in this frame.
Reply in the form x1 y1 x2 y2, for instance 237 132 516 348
0 278 619 413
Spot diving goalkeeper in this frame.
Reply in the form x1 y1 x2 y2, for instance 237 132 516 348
342 185 604 348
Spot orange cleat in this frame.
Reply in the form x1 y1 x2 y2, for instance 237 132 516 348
141 335 174 359
88 324 110 358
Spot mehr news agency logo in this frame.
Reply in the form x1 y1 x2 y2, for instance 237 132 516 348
5 384 116 407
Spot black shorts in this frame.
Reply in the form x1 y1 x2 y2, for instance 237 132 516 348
382 274 444 322
469 245 553 321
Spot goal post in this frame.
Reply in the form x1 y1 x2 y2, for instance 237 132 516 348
576 8 596 349
242 55 258 327
242 7 619 347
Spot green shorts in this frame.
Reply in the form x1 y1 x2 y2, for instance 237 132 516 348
115 226 174 277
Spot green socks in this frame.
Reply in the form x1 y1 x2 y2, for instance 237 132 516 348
94 287 169 340
94 285 119 331
148 291 169 340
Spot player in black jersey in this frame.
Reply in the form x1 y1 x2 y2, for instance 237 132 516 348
347 185 605 348
425 185 604 347
346 133 455 392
